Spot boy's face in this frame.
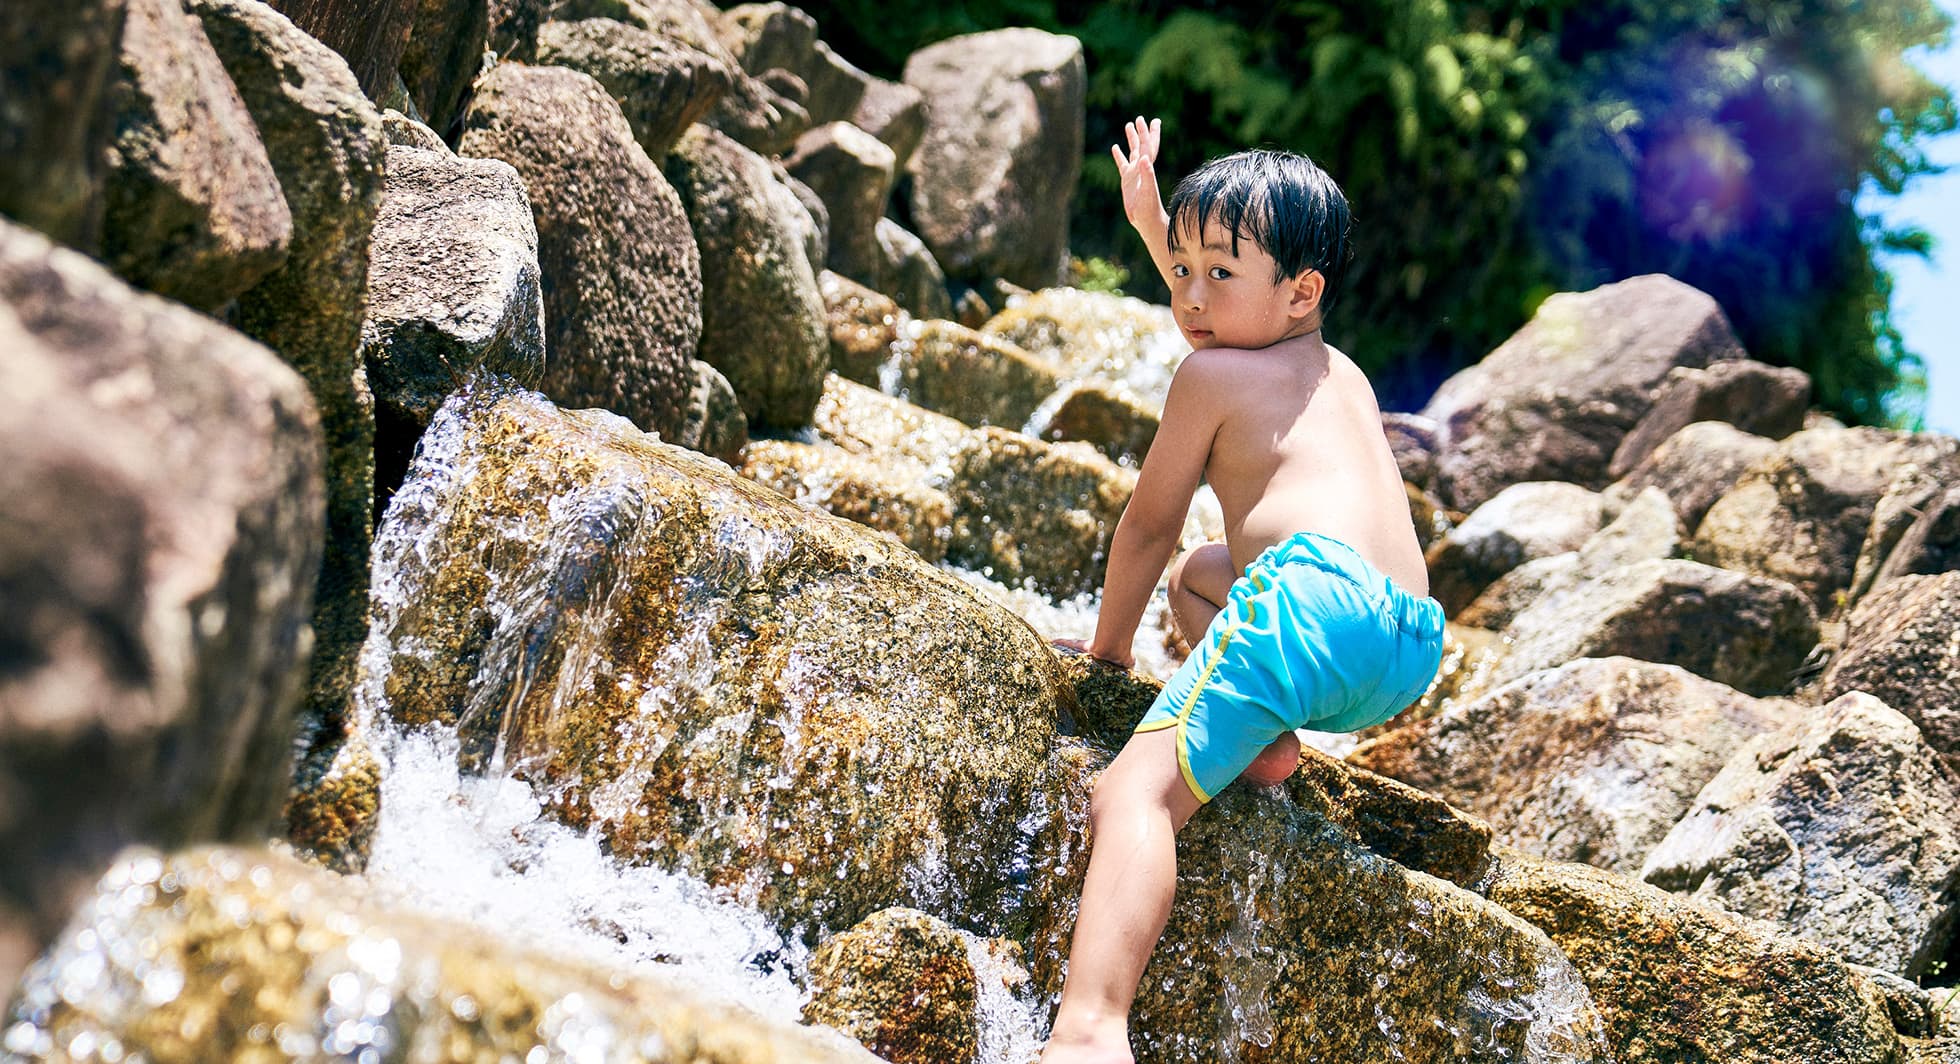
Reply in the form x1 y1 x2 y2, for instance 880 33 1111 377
1168 217 1323 351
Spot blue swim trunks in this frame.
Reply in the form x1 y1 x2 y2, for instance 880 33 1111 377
1136 531 1446 803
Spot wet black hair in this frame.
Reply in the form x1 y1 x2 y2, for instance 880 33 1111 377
1165 148 1353 316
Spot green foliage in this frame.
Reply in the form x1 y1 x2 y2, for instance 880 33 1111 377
795 0 1955 421
1069 255 1131 294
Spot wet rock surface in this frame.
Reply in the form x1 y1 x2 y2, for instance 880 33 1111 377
802 907 984 1064
460 61 701 441
0 220 322 990
1351 657 1790 874
946 428 1134 597
1422 275 1746 510
741 438 953 561
1490 848 1905 1064
818 271 900 386
1642 692 1960 977
897 319 1063 430
5 846 884 1063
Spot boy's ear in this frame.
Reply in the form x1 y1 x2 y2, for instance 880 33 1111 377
1288 269 1326 320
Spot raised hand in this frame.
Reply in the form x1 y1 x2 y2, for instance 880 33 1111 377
1112 116 1166 230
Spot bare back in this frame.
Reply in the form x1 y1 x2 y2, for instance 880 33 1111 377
1197 335 1428 595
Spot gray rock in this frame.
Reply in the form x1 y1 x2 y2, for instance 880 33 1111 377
902 28 1084 289
675 358 747 466
1608 360 1810 478
535 17 731 159
190 0 385 814
252 0 417 98
396 0 489 136
1643 692 1960 978
663 125 828 429
361 145 544 435
778 169 829 273
1424 481 1605 614
1819 572 1960 761
101 0 291 311
787 121 896 290
1694 426 1938 614
1490 557 1819 696
850 77 926 171
381 107 447 151
1847 437 1960 607
0 0 126 250
1604 419 1776 533
1382 412 1439 490
460 62 701 440
1349 657 1791 875
717 2 869 125
1459 486 1680 630
876 217 950 319
1422 275 1747 510
1869 484 1960 590
0 220 322 992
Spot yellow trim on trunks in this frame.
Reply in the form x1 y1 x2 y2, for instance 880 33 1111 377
1171 615 1243 804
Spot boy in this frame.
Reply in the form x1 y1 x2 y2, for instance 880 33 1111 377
1043 118 1445 1063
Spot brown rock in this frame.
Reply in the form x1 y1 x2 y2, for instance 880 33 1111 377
803 908 983 1064
664 125 829 429
1035 383 1160 466
1870 483 1960 590
190 0 386 823
898 319 1063 430
675 359 748 465
1608 359 1810 478
1422 275 1747 510
1819 572 1960 759
1604 419 1776 533
0 0 127 250
1383 411 1440 490
535 17 732 159
1847 438 1960 606
459 61 701 439
874 217 951 319
741 439 952 561
9 846 885 1063
101 0 291 311
787 121 896 289
0 220 322 990
263 0 417 98
1350 657 1790 874
396 0 488 136
818 270 900 387
1457 486 1680 631
902 29 1084 289
947 427 1134 597
1490 848 1906 1064
811 373 971 470
850 76 926 170
716 3 870 126
979 286 1183 406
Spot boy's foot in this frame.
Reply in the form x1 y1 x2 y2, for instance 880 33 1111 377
1240 730 1302 786
1038 1031 1134 1064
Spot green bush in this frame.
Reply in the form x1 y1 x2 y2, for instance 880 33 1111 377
799 0 1954 421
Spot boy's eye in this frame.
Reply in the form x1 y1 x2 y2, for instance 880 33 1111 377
1171 264 1189 277
1209 266 1232 280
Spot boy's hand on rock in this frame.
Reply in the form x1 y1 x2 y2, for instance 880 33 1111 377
1053 638 1135 671
1112 116 1165 230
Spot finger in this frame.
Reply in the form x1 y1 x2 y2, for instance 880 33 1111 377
1112 142 1127 170
1125 120 1139 157
1148 117 1162 155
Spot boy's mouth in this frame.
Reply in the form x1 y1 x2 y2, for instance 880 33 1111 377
1184 326 1213 341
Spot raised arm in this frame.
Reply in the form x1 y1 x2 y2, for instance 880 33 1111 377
1113 116 1175 290
1078 354 1222 667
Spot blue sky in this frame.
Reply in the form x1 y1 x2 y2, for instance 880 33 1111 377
1866 0 1960 433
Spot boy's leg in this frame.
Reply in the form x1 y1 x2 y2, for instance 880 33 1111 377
1041 727 1203 1064
1167 543 1235 647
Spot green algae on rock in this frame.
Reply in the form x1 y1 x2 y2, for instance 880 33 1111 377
362 379 1068 937
5 846 883 1063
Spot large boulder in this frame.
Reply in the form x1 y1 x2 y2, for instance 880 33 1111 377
1382 412 1440 490
1864 483 1960 591
1847 439 1960 606
1423 481 1605 614
1487 558 1818 697
0 0 126 250
902 29 1084 289
850 76 926 170
1693 426 1947 614
100 0 291 311
741 439 953 562
874 217 951 319
1349 657 1790 875
459 61 701 440
259 0 417 98
7 846 884 1063
535 16 732 159
1033 382 1161 466
716 2 872 126
947 428 1134 597
1421 275 1746 510
0 221 322 991
786 121 896 289
664 125 828 429
1490 849 1906 1064
360 142 544 504
1819 572 1960 760
1642 692 1960 977
1603 419 1777 533
1607 360 1810 478
896 319 1063 430
190 0 385 821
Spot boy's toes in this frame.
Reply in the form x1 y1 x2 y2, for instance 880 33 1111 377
1240 731 1303 787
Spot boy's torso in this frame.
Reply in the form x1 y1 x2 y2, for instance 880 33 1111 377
1197 337 1428 596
